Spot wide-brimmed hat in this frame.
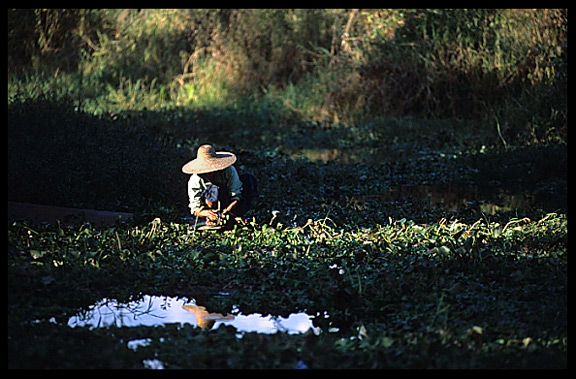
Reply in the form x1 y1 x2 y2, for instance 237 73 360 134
182 144 237 174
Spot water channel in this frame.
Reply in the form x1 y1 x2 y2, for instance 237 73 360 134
360 183 565 215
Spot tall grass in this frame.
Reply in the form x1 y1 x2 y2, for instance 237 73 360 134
8 9 567 142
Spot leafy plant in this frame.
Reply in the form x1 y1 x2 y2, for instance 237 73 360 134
7 9 567 369
8 210 566 368
8 9 567 142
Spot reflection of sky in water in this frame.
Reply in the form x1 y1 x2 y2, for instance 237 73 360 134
68 295 319 335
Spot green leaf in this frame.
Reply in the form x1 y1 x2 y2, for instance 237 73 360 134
382 336 394 348
30 250 46 259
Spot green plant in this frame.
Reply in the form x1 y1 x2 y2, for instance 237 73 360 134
7 9 567 142
7 9 567 369
8 211 567 368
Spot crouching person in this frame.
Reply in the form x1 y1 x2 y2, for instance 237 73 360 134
182 144 258 229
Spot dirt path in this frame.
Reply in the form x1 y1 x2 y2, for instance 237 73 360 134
8 202 133 226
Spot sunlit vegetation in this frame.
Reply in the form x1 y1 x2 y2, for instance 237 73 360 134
8 9 567 142
8 9 566 369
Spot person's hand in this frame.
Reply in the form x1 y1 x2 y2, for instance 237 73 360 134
204 210 220 221
197 209 219 221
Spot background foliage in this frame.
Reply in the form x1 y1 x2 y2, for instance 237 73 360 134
8 8 567 141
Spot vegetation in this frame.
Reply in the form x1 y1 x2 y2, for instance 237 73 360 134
8 9 567 141
8 9 566 369
7 210 567 368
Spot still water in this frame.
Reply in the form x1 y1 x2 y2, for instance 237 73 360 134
64 295 322 369
68 295 320 335
360 183 565 215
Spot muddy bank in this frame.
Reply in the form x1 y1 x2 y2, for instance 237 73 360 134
8 202 133 226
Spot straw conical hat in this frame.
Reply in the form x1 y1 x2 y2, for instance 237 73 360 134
182 144 237 174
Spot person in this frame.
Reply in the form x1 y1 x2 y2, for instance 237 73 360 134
182 144 258 228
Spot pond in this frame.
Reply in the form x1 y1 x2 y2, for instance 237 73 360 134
67 295 322 335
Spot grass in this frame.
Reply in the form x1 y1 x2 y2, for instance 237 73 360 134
8 9 567 139
7 9 567 368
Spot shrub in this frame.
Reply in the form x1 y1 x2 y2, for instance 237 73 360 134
8 9 567 141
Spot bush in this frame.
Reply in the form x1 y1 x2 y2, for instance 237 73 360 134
8 9 567 141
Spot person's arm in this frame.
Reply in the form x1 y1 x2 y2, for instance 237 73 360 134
189 174 220 220
194 208 220 221
223 167 243 215
222 200 239 215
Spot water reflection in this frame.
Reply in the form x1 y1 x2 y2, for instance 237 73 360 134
361 183 564 215
286 146 465 163
181 304 234 330
68 295 320 335
288 147 399 164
